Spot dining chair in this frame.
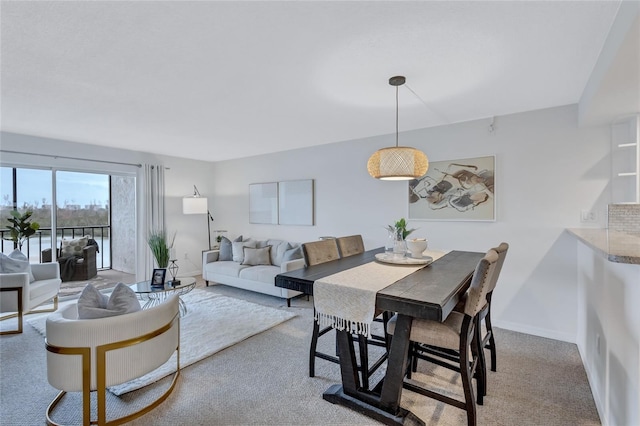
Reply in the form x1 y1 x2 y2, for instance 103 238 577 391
336 234 365 258
302 238 341 267
302 239 342 378
335 234 391 377
476 242 508 373
446 242 507 376
387 248 499 426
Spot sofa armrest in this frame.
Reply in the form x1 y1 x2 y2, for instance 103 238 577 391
202 250 220 266
281 258 305 273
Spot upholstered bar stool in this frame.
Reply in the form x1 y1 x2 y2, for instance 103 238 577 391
387 249 499 426
302 239 342 378
336 235 365 258
336 234 390 380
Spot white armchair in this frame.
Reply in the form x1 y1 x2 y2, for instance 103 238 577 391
45 295 180 426
0 262 62 335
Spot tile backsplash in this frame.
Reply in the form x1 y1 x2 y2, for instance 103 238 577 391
608 204 640 235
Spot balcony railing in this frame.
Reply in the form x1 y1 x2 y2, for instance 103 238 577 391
0 225 111 269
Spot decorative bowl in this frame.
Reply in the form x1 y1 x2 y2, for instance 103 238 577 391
405 238 428 258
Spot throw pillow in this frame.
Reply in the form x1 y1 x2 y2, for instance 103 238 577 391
61 235 89 256
242 246 271 266
283 245 304 262
106 283 142 314
77 283 141 319
77 284 109 318
272 242 291 267
219 235 242 261
232 239 256 263
0 249 35 283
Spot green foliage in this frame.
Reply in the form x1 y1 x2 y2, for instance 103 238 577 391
147 229 176 268
4 210 40 250
386 217 416 240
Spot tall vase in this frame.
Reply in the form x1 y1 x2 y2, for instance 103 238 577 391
392 228 406 258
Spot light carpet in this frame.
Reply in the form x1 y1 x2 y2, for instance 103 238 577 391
27 289 296 395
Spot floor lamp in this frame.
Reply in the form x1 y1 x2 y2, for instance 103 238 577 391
182 185 214 250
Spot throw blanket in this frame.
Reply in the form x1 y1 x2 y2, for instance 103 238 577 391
58 255 82 282
314 249 449 337
57 239 99 281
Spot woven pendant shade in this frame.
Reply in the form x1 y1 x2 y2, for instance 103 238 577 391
367 146 429 180
367 76 429 181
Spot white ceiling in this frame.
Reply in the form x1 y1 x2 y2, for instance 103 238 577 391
0 1 624 162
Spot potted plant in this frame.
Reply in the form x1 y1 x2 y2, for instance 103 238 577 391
4 210 40 250
386 218 417 240
147 229 176 268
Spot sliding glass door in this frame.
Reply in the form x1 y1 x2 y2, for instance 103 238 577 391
0 167 113 268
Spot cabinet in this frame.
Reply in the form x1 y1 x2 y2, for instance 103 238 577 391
611 114 639 203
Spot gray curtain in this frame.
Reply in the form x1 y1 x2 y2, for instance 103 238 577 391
142 164 165 279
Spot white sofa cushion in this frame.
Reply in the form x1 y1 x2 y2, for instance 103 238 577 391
207 260 252 278
238 265 281 284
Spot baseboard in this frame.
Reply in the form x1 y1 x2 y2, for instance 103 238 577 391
492 319 576 344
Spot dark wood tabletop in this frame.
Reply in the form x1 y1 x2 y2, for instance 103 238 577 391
275 247 385 295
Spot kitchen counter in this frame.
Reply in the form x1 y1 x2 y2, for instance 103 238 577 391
567 228 640 264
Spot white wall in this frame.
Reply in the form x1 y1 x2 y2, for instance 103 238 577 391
211 104 611 342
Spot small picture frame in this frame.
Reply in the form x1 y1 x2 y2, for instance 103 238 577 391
151 268 166 286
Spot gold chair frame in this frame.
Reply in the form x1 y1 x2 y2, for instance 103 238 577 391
0 287 58 335
45 313 180 426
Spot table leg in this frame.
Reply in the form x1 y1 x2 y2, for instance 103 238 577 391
178 297 188 317
322 316 424 426
379 314 413 411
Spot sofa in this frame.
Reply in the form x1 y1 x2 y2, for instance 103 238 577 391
202 236 305 306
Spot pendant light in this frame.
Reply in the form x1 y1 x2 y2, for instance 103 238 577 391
367 76 429 180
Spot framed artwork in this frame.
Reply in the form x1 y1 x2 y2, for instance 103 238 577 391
408 155 495 221
151 268 166 286
278 179 314 226
249 182 278 224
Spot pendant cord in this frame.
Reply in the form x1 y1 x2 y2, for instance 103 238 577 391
395 85 399 147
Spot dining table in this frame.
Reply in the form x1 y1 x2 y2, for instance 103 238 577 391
275 247 484 425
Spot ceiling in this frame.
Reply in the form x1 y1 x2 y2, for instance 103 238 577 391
0 1 625 162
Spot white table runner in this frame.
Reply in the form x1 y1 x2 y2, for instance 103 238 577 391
314 249 449 337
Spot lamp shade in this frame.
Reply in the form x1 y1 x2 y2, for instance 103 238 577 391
182 197 208 214
367 146 429 180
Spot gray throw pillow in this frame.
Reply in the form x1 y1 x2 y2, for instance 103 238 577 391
77 283 141 319
283 246 303 262
242 246 271 266
232 239 256 263
77 284 109 318
106 283 142 314
272 242 291 267
219 235 242 261
0 249 35 283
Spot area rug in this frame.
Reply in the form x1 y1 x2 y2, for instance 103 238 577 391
27 289 296 395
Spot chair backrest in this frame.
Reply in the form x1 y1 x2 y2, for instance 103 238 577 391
46 295 180 390
336 235 365 258
463 249 499 318
302 239 341 266
487 242 508 294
